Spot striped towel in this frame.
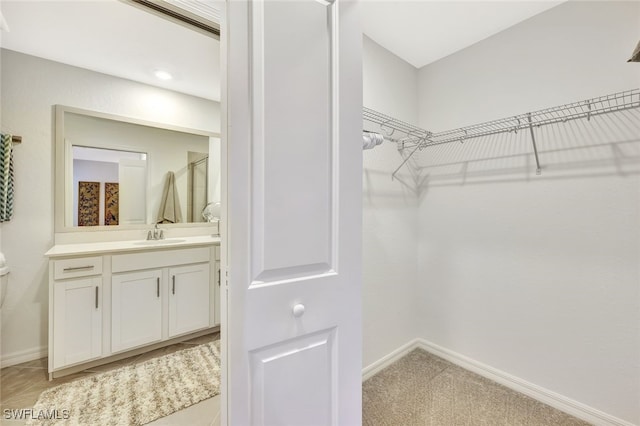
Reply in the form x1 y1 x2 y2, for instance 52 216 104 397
0 133 15 222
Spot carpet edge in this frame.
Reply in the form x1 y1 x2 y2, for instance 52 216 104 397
415 338 636 426
361 338 421 382
362 338 636 426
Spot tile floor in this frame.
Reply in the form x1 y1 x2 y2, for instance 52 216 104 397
1 332 220 425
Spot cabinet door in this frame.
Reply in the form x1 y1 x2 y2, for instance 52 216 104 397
112 269 162 353
53 277 102 369
168 263 210 337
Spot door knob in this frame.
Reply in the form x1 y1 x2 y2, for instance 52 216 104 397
292 304 305 318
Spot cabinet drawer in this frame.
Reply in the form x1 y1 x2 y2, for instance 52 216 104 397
112 247 210 273
54 256 103 280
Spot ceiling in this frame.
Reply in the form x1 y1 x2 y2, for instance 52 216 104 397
362 1 564 68
0 0 221 101
0 1 564 101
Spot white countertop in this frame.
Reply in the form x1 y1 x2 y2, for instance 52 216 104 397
45 235 221 258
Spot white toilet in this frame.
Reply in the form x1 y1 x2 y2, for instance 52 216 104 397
0 252 8 309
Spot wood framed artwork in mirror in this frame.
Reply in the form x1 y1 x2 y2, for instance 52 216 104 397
105 182 119 226
77 181 100 226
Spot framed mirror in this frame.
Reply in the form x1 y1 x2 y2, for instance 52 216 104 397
55 105 221 232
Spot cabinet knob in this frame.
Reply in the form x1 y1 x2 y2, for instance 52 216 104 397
292 304 305 318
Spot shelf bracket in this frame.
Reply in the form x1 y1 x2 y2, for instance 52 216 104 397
527 113 542 175
391 139 425 181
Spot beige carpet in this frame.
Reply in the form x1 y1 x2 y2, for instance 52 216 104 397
363 348 591 426
27 341 220 426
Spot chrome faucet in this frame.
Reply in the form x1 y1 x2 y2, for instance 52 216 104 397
147 224 164 240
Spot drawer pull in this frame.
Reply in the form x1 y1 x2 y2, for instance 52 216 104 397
157 277 160 298
172 275 176 295
95 286 99 309
63 265 95 272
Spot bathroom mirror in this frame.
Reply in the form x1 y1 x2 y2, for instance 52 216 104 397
55 105 221 232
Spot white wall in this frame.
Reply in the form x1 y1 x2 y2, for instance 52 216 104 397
0 49 220 365
416 2 640 423
362 36 419 368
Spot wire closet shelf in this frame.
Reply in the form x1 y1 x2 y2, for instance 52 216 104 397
364 88 640 179
363 107 431 148
428 89 640 145
363 107 433 179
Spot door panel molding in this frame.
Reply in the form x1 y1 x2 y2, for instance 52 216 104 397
248 0 340 287
249 328 337 426
249 264 337 289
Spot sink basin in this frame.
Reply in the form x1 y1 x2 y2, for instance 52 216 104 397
133 239 187 246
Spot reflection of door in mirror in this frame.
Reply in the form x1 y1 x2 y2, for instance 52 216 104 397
187 152 209 222
119 159 148 225
73 146 147 226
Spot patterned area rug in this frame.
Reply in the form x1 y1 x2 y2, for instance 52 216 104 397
27 341 220 426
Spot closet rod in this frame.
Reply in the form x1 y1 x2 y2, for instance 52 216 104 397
363 108 433 179
363 107 431 150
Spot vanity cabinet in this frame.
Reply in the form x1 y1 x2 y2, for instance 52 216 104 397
111 269 163 353
112 261 210 351
168 264 210 337
111 246 212 343
52 276 102 369
46 240 220 378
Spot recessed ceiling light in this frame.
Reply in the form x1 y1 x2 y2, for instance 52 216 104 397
154 70 173 81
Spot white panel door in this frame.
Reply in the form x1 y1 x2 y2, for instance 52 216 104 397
168 263 210 337
52 277 102 369
224 1 362 424
118 158 147 224
112 269 162 353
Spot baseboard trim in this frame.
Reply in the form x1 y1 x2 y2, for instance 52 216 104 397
362 338 420 382
362 339 635 426
415 339 636 426
1 345 47 368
